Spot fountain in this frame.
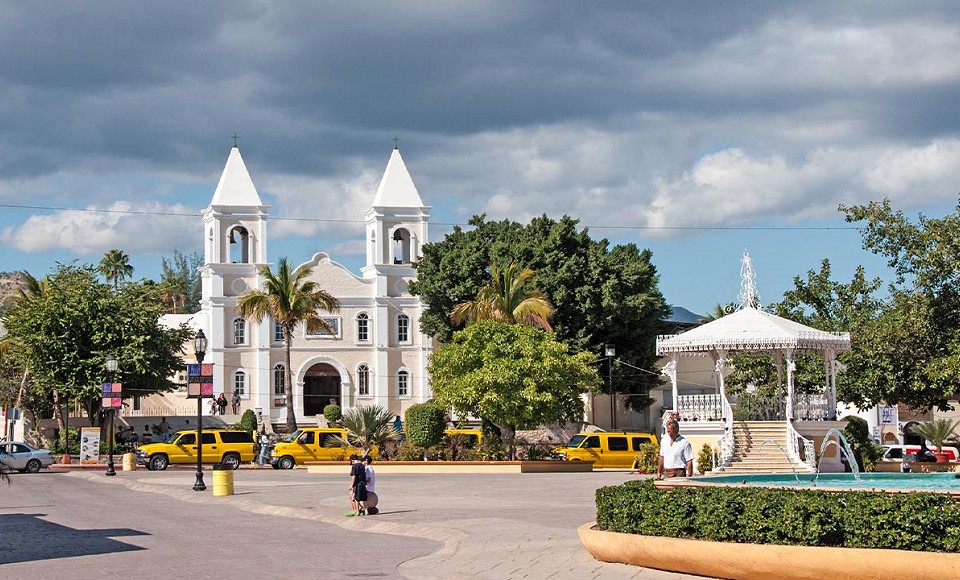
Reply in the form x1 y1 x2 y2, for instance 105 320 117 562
814 428 861 486
758 439 803 485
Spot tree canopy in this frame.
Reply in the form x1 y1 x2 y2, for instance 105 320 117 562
451 262 554 331
2 263 192 424
158 250 203 314
427 320 602 450
411 214 669 409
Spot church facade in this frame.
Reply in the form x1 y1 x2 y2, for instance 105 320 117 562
160 144 434 427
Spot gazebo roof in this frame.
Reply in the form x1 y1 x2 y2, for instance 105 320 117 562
656 307 851 355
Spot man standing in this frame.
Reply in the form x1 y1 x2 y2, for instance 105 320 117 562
346 454 367 517
657 419 693 478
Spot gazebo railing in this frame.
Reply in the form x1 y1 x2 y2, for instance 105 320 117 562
676 394 724 422
793 392 832 421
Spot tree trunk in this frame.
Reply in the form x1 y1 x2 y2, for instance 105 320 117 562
284 331 297 433
499 424 516 460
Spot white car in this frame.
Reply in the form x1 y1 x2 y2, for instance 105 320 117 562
0 441 56 473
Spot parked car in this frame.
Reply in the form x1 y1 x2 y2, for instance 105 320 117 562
443 428 482 448
0 441 56 473
137 429 255 470
271 428 378 469
882 444 960 462
552 431 659 468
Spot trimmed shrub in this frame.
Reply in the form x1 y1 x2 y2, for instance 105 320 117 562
696 443 713 474
595 480 960 552
404 404 445 449
323 404 342 425
237 409 257 434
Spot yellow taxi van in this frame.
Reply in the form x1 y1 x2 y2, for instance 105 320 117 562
552 431 659 468
271 427 376 469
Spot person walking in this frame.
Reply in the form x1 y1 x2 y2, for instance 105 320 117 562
657 418 693 478
257 431 271 466
231 390 241 415
364 455 379 515
346 454 368 517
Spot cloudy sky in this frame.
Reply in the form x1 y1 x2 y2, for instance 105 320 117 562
1 1 959 314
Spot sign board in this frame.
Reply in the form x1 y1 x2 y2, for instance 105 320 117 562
80 427 100 464
187 363 214 398
879 406 897 425
101 382 122 409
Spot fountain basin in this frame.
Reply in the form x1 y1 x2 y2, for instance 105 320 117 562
693 472 960 492
579 522 960 580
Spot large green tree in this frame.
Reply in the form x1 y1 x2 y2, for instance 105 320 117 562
411 214 669 410
237 257 340 432
428 320 602 455
2 264 192 432
837 200 960 410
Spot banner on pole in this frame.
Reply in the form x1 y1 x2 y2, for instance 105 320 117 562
187 363 214 398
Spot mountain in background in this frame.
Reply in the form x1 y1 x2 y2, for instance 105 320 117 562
0 271 26 314
666 305 703 324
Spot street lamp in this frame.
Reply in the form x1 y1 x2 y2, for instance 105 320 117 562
604 344 616 430
193 330 208 491
104 354 118 476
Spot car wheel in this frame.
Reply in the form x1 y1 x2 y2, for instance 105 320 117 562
278 456 295 470
149 455 169 471
221 453 241 470
25 459 42 473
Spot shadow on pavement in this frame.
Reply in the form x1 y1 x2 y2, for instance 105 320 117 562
0 512 148 564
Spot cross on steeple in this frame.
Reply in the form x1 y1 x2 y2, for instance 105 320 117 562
231 133 241 148
392 136 399 150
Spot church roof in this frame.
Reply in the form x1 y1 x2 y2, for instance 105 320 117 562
656 306 851 354
210 146 263 207
371 148 426 208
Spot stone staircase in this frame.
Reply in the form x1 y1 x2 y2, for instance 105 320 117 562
719 421 813 474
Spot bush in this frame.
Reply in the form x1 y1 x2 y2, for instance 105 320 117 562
632 442 659 473
595 480 960 552
842 416 885 472
405 403 445 449
237 409 257 434
697 443 714 474
323 404 342 425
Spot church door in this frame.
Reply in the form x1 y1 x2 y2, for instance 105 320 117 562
303 363 342 417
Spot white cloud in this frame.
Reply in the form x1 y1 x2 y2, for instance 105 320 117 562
0 200 199 254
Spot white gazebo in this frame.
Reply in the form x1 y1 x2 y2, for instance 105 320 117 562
655 253 851 471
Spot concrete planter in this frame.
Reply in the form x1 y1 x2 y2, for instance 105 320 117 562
306 460 594 474
578 522 960 580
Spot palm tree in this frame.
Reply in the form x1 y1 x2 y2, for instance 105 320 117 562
698 302 737 323
98 249 134 290
910 419 960 455
451 263 554 331
326 404 401 457
237 257 340 432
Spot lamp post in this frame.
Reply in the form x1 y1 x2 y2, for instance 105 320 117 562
104 354 118 476
193 330 208 492
605 344 616 430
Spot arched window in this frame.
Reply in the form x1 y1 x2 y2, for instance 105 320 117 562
397 314 410 343
233 318 247 345
234 370 246 396
358 364 370 396
356 313 370 342
228 226 250 263
397 370 409 397
273 364 285 395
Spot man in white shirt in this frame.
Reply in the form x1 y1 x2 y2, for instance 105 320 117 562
364 455 379 515
657 419 693 478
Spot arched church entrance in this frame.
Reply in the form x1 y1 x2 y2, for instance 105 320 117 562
303 363 342 416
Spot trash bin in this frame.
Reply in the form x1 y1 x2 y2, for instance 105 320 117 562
212 464 234 496
122 453 137 471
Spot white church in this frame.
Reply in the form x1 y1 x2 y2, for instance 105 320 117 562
155 143 434 428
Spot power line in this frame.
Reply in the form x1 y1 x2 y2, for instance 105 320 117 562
0 202 864 232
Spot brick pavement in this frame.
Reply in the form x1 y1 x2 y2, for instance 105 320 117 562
51 467 709 579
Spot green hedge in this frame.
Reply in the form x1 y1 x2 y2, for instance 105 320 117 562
596 480 960 552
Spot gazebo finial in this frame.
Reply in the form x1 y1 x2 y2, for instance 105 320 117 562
738 250 761 310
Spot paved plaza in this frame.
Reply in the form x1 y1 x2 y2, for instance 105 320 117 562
0 467 707 579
